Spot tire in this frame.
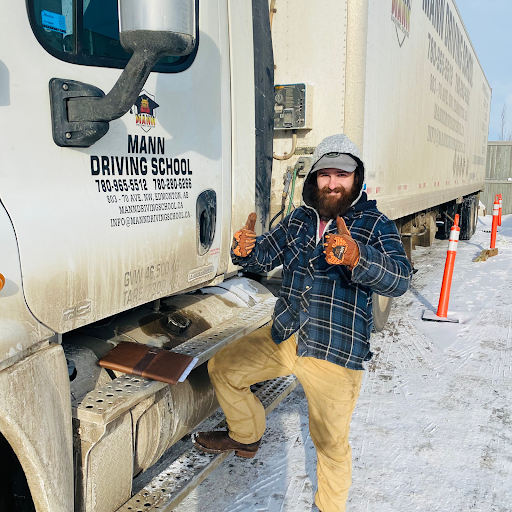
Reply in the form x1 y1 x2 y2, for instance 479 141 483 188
471 195 478 236
459 196 476 240
436 203 458 240
372 293 393 332
0 435 35 512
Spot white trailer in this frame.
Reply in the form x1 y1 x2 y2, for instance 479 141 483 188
0 1 490 511
271 0 491 327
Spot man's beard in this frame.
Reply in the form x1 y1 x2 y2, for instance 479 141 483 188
315 184 359 219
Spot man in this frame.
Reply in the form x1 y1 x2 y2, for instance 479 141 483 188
192 134 412 511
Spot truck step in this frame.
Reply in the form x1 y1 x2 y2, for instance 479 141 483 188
172 297 278 366
116 375 298 512
73 297 277 425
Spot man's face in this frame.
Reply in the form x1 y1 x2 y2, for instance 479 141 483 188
315 168 358 219
316 168 355 194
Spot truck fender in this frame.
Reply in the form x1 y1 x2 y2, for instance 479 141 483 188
0 343 73 512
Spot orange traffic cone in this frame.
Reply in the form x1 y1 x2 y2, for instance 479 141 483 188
422 214 460 323
474 197 500 262
490 196 500 249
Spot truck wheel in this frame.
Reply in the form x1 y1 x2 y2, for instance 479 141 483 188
372 293 393 332
0 435 35 512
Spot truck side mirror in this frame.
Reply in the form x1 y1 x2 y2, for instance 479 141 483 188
50 0 196 148
119 0 195 55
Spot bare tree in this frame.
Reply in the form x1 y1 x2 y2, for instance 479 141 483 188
500 103 507 141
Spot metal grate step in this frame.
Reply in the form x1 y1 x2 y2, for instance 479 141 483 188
116 375 298 512
172 297 278 366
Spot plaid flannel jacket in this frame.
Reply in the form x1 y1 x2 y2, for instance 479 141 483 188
232 197 412 370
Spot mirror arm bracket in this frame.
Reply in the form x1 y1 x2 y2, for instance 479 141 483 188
49 31 194 148
49 78 109 148
67 49 160 124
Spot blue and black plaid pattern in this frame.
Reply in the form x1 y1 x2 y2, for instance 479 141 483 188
232 203 412 370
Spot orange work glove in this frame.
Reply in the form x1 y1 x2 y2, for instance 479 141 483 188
324 217 360 269
232 213 257 257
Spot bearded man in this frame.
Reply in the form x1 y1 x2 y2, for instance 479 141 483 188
192 134 412 512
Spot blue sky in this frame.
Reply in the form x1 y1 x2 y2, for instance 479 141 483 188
455 0 512 141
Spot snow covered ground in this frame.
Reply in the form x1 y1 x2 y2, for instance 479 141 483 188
175 215 512 512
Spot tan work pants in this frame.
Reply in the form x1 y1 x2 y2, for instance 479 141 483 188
208 324 363 512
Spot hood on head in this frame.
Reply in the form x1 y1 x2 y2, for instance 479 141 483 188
302 133 365 210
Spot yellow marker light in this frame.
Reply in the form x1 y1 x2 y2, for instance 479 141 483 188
0 273 4 291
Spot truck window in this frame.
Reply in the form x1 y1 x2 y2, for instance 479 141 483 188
28 0 198 72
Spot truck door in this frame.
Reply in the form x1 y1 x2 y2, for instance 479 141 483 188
0 0 231 332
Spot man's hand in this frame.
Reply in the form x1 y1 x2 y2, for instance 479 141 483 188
323 217 360 269
232 213 257 257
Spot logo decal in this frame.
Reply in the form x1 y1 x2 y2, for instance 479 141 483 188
391 0 411 47
131 90 159 132
333 245 346 260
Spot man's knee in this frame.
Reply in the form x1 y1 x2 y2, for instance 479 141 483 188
208 332 257 378
314 437 351 464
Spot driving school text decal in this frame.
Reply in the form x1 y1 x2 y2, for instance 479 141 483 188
89 135 193 228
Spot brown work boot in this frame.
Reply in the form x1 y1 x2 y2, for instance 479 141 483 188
192 430 261 458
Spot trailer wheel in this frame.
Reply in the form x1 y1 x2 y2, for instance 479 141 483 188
436 203 458 240
459 196 476 240
471 195 479 236
372 293 393 332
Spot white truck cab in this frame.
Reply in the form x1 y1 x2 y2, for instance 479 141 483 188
0 1 276 510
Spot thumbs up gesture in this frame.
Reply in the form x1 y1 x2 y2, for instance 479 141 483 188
232 213 257 257
323 217 360 269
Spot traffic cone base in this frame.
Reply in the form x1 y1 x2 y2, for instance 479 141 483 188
421 309 460 323
474 248 499 262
